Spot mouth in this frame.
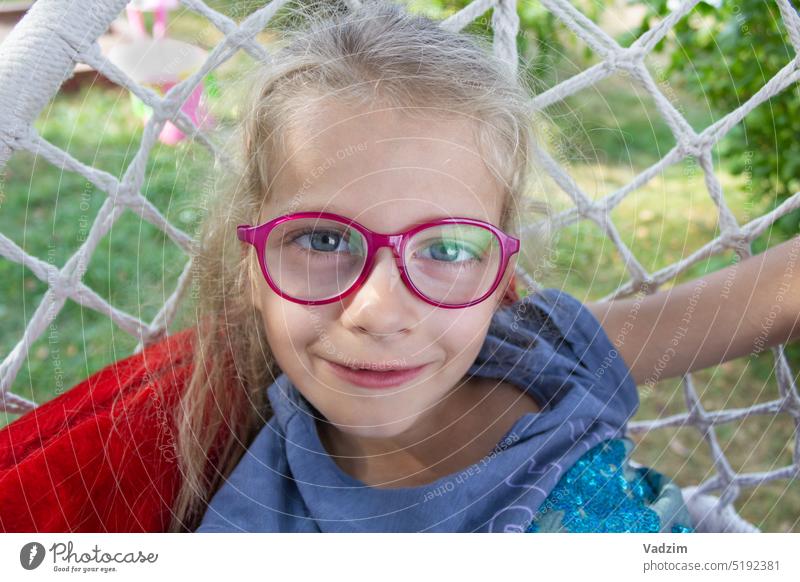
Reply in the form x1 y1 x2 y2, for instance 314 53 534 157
323 359 430 389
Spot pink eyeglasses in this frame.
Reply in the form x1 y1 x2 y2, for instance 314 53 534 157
237 211 520 309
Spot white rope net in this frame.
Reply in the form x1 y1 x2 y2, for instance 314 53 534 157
0 0 798 533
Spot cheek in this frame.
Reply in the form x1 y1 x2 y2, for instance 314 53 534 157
320 318 492 438
436 308 495 358
259 296 327 363
286 312 495 439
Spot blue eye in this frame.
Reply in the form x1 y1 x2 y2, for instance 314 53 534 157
418 239 482 263
290 228 350 253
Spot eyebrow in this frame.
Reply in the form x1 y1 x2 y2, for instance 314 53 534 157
275 207 498 229
272 201 497 228
277 203 354 217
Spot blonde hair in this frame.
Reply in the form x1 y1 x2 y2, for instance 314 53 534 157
169 0 552 532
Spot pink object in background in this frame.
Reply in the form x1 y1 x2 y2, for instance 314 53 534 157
107 37 214 146
155 80 215 145
125 0 180 40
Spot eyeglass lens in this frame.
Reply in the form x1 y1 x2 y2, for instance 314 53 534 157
263 217 503 305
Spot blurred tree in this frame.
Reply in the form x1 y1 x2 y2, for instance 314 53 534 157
627 0 800 375
205 0 604 91
407 0 604 91
630 0 800 249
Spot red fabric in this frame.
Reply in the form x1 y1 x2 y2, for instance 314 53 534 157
0 326 210 532
0 280 518 533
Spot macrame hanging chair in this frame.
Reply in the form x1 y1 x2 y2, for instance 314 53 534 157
1 0 799 533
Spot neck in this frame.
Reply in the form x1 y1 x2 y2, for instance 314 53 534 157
315 376 539 488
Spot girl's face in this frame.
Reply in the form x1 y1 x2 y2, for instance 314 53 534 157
250 99 516 444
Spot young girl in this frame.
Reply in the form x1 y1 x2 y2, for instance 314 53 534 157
175 0 701 534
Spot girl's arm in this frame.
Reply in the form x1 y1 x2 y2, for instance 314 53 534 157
585 235 800 386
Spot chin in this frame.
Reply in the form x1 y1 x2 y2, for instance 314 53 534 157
331 414 421 441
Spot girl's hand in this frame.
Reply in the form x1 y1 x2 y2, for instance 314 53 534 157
585 235 800 386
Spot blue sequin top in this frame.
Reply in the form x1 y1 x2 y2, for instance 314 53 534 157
526 437 693 533
196 287 695 533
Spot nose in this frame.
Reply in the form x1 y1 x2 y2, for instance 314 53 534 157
341 247 416 338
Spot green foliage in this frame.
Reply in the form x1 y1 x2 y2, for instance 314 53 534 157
407 0 605 90
635 0 800 407
638 0 800 240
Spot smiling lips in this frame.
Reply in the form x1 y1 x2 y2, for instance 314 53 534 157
324 359 430 389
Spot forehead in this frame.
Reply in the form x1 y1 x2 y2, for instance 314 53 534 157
263 98 506 229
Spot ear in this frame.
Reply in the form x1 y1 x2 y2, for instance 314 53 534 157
496 253 521 309
492 269 518 312
243 255 264 315
251 286 263 315
500 271 519 307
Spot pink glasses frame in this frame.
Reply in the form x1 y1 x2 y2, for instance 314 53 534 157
237 211 520 309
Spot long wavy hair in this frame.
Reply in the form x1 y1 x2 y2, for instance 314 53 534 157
168 0 553 532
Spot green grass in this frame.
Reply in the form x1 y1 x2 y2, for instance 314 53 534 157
529 158 800 532
525 76 800 532
0 10 797 532
0 83 214 417
0 6 255 429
